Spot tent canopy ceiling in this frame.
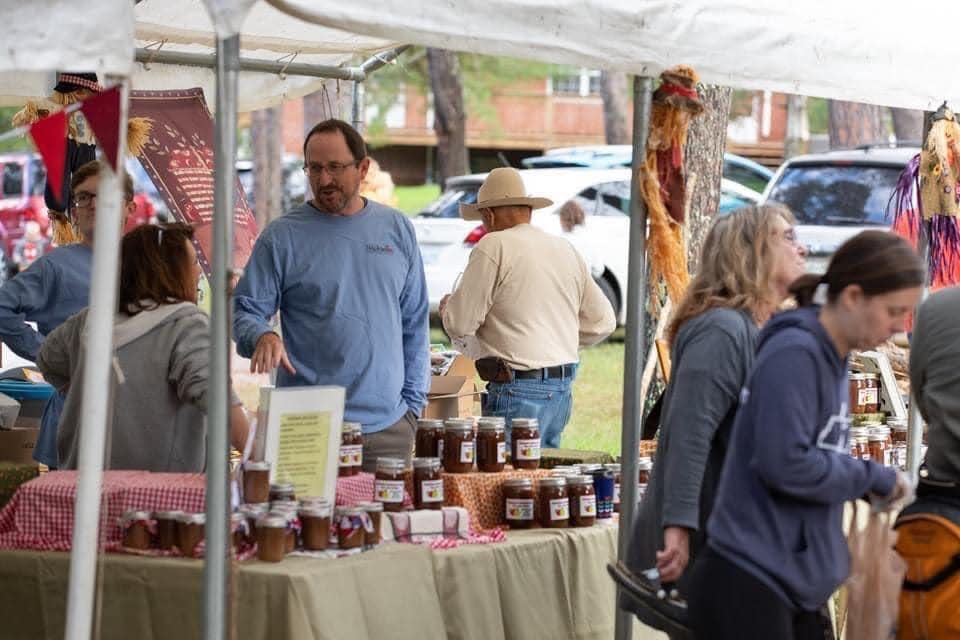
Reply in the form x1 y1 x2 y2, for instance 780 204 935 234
4 0 960 112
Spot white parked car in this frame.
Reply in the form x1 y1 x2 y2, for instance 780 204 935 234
414 168 761 324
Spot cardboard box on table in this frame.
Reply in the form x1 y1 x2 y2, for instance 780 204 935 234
423 354 481 420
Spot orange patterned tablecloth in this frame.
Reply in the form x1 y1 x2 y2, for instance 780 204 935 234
438 468 555 530
640 440 658 458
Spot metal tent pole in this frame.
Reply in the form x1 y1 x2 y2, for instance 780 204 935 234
63 77 129 640
614 75 654 640
906 111 934 483
203 34 239 640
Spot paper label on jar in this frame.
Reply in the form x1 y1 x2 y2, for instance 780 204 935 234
374 479 404 503
638 483 648 501
460 441 475 463
506 498 534 520
579 494 597 516
549 497 569 520
857 387 878 406
613 482 621 505
515 438 541 461
421 479 444 503
497 441 507 463
339 445 361 467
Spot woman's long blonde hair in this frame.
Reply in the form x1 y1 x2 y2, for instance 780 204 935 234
666 203 795 343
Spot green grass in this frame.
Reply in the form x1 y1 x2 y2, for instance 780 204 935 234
396 184 441 215
431 327 626 455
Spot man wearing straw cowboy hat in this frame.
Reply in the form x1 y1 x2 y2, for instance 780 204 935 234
440 167 615 447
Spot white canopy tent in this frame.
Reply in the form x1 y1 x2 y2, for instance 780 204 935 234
6 1 950 639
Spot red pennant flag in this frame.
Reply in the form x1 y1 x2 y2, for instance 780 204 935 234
28 110 68 205
79 86 122 170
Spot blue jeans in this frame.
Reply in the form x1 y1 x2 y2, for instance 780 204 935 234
33 390 64 468
482 364 577 449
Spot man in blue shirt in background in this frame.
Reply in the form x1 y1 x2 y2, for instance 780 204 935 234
0 160 135 468
234 119 430 470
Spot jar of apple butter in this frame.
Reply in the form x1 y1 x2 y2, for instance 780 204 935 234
849 373 881 414
256 515 287 562
374 457 407 512
413 457 444 509
339 422 363 477
230 512 247 550
604 463 622 513
538 477 569 528
567 475 596 527
242 460 271 503
503 478 536 529
356 501 383 547
511 418 541 470
299 503 332 551
442 420 475 473
154 510 183 550
176 512 205 556
120 510 153 550
335 506 368 550
476 421 506 473
415 419 445 458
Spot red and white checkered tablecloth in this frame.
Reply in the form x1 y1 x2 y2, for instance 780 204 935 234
0 471 205 552
335 472 413 509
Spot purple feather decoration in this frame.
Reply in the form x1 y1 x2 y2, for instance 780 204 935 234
887 153 921 243
928 215 960 284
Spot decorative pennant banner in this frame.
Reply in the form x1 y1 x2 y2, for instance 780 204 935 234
79 86 122 170
28 110 68 205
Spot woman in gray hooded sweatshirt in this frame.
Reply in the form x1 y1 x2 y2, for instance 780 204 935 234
614 203 807 635
38 223 249 471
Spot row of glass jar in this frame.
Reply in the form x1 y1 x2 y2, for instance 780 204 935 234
849 421 908 468
502 475 599 528
414 416 542 473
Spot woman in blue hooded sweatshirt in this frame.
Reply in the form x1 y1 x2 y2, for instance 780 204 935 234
687 230 921 639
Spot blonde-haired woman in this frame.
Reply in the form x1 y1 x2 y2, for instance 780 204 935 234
615 203 806 636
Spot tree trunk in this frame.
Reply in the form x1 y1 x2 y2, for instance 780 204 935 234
302 79 354 134
890 107 924 145
426 48 469 188
827 100 885 149
250 106 283 228
599 71 630 144
683 84 733 272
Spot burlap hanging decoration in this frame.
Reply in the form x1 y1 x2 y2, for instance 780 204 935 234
640 66 704 309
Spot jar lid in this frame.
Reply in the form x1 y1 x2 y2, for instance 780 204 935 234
566 474 593 486
603 463 622 472
577 463 603 473
239 502 270 515
178 512 206 525
299 496 330 507
342 421 362 434
335 506 366 516
511 418 539 428
850 426 870 436
243 460 270 471
850 372 880 381
413 456 441 469
154 509 185 520
299 504 331 517
258 515 288 529
376 457 406 472
269 482 295 493
539 477 567 488
120 510 152 525
355 500 384 512
868 426 891 440
888 419 908 430
417 418 445 429
271 500 299 512
550 469 577 477
477 416 506 426
637 457 653 471
503 478 533 488
444 421 474 433
230 512 246 524
478 422 505 432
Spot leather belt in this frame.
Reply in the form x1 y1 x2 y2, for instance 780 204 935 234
512 363 576 380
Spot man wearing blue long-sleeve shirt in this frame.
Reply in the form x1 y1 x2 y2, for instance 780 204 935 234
234 119 429 470
0 160 135 467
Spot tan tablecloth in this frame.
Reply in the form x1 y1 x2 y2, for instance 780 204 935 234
0 523 665 640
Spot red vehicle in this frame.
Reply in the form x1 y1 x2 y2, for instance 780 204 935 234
0 153 51 276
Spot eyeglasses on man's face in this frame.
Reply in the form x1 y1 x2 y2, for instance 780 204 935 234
72 191 97 210
302 161 360 177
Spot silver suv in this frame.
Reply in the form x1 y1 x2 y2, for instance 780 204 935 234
761 146 919 273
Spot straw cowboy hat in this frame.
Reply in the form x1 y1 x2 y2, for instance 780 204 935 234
459 167 553 220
